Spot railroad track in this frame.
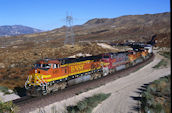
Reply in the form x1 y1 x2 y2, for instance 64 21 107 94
13 54 155 113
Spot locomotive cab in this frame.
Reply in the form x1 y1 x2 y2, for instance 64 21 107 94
25 59 61 96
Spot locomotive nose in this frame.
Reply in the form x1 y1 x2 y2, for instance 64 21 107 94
31 74 35 83
28 69 38 84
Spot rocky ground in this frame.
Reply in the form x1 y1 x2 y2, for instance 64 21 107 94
0 90 20 102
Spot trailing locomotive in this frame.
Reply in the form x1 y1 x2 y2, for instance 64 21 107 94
25 44 153 96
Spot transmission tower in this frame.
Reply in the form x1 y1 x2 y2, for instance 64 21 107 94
64 13 75 46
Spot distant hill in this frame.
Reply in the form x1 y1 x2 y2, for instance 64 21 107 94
0 12 170 47
0 25 42 37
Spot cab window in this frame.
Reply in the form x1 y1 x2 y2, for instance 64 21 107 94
34 64 41 68
103 55 109 58
42 64 51 69
53 64 57 68
53 64 60 68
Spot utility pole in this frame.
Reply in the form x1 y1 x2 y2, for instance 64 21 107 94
64 12 75 46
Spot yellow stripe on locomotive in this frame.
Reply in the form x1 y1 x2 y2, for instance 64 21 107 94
26 59 102 87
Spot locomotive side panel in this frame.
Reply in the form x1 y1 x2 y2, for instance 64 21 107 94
111 53 129 67
67 60 92 76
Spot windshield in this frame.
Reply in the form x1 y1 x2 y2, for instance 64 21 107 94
34 64 51 69
103 55 109 58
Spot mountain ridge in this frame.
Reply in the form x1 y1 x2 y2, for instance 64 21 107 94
0 25 43 37
0 12 170 47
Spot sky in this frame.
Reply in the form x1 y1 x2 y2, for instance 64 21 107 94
0 0 170 31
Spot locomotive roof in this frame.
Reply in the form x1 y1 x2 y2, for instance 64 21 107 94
35 54 102 65
34 50 146 65
58 54 102 64
104 51 130 55
35 58 60 64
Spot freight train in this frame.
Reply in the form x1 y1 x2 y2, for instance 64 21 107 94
25 45 153 96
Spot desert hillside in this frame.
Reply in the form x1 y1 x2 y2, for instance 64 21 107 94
0 12 170 90
0 12 170 48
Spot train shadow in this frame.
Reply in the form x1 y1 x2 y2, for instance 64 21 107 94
130 83 150 112
14 87 27 97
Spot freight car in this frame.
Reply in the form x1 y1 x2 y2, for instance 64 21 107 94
25 46 152 96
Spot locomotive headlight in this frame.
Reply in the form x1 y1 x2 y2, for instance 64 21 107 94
35 69 37 73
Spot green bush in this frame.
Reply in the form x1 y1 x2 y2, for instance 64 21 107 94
0 86 17 113
0 86 12 95
154 103 164 113
67 93 111 113
152 59 167 69
159 51 171 59
77 101 87 111
147 86 156 94
141 75 171 113
0 101 16 113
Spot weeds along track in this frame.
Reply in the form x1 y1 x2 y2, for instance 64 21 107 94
13 54 155 113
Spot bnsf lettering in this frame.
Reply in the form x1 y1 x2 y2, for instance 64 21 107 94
71 65 84 72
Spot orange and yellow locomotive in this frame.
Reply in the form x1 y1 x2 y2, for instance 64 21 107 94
25 48 151 96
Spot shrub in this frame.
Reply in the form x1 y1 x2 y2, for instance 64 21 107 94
152 59 167 69
0 86 11 95
141 75 171 113
0 101 17 113
67 93 111 113
154 103 164 113
159 51 171 59
77 101 87 111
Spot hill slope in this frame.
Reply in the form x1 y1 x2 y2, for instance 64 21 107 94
0 12 170 47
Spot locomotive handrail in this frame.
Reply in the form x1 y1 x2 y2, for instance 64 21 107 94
25 76 31 89
36 75 47 86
